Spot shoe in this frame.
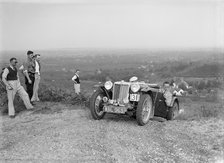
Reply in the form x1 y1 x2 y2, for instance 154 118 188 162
27 106 34 111
9 115 15 118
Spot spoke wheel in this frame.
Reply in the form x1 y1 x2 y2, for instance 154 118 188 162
95 95 104 116
136 94 153 126
142 98 152 123
90 89 106 120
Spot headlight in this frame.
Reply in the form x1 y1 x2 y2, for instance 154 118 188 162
131 83 140 93
104 81 113 90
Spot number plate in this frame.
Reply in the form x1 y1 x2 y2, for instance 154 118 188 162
104 106 127 114
130 94 140 101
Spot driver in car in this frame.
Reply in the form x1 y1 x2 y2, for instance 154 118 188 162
162 81 174 107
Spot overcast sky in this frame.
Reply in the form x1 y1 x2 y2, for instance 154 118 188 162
0 0 223 51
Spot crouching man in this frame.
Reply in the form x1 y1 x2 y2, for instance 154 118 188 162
2 58 34 118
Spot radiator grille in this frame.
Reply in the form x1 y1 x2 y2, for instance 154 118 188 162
113 84 129 104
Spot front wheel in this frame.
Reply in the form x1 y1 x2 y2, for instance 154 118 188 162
136 94 153 126
90 89 106 120
166 100 179 120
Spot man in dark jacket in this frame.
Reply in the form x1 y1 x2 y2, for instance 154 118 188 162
23 50 35 99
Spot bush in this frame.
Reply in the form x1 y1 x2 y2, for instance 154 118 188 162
197 81 206 90
0 83 90 114
39 84 66 102
38 84 90 106
0 82 7 106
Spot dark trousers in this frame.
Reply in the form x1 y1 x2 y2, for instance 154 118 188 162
25 73 35 100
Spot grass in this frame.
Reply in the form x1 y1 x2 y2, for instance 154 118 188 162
176 99 224 121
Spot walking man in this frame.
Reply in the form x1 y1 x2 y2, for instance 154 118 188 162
72 69 81 95
2 58 34 118
31 54 41 102
23 50 35 100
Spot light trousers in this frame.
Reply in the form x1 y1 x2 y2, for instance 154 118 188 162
6 80 33 116
74 83 80 94
31 74 40 102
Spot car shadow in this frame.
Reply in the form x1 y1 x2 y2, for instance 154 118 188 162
104 113 135 123
103 113 166 123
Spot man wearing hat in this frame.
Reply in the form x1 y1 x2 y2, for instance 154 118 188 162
2 58 34 118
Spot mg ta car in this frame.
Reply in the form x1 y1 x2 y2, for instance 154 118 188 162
90 77 179 126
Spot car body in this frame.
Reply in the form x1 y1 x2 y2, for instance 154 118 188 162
90 77 179 126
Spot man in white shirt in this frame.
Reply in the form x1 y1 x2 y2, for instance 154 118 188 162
31 54 41 102
72 69 80 95
2 58 34 118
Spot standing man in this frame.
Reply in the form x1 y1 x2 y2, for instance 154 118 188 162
31 54 41 102
2 58 34 118
72 69 81 95
23 50 35 100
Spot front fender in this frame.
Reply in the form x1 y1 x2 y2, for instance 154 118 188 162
141 86 161 93
98 86 111 99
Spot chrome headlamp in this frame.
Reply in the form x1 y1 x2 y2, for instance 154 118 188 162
131 83 140 93
104 81 113 90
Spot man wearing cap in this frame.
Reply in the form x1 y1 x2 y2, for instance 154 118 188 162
23 50 35 100
31 54 41 102
2 58 34 118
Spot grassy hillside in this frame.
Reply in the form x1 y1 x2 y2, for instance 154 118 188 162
1 49 223 90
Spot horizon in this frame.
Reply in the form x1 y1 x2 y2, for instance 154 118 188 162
0 48 223 63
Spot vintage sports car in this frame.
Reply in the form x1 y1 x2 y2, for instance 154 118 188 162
90 77 179 126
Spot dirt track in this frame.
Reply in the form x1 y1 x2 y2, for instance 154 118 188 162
0 102 224 163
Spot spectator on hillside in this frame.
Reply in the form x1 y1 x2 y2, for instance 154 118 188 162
23 50 35 100
2 58 33 118
31 54 41 102
72 69 81 95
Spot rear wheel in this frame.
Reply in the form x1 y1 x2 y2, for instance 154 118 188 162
90 89 106 120
167 100 179 120
136 94 153 126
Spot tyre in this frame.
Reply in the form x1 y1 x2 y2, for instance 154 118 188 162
166 100 179 120
136 94 153 126
90 89 106 120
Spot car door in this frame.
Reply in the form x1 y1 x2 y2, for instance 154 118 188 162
153 91 168 118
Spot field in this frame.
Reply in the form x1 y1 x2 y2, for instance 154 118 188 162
0 48 224 162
